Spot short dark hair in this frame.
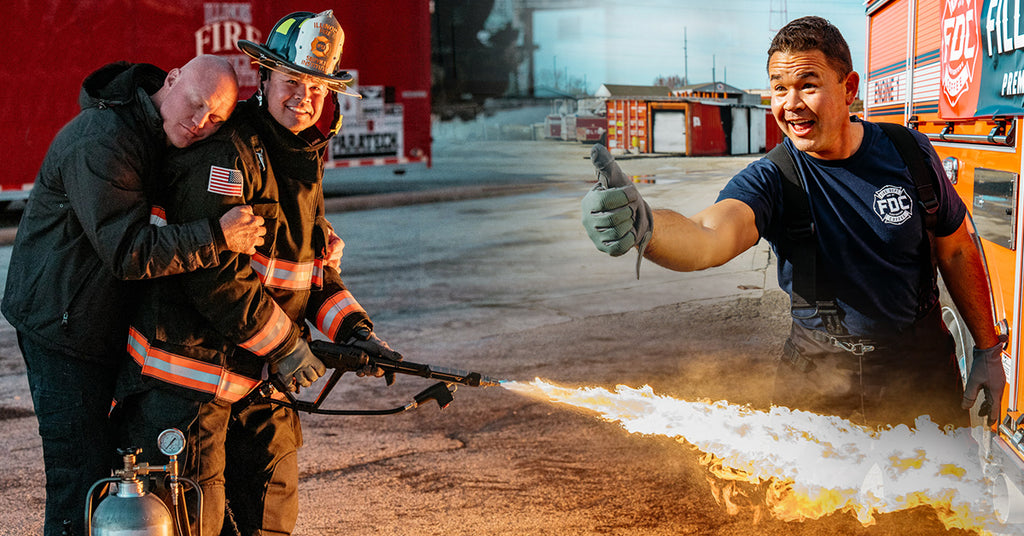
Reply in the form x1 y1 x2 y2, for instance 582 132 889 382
767 16 852 79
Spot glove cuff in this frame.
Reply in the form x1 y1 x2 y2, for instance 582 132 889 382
974 343 1004 357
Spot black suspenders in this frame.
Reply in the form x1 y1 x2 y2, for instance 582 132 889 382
766 123 939 336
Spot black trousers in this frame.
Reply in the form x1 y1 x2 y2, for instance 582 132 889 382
20 333 119 536
771 306 970 429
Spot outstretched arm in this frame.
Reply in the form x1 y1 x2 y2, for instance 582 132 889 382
643 200 761 272
582 145 760 274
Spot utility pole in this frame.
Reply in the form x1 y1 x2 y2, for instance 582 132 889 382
770 0 788 31
553 55 557 89
712 54 716 84
684 27 688 85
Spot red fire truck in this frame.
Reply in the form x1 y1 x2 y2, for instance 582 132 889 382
3 1 431 205
866 0 1024 523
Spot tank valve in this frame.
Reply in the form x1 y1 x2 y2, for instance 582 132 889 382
85 429 201 536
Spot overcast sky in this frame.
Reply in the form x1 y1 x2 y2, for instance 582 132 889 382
527 0 866 93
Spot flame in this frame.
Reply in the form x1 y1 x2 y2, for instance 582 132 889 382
504 378 1004 533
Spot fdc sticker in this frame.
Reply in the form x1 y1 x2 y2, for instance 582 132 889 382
873 185 913 225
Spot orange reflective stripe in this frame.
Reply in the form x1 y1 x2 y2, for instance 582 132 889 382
238 301 291 356
316 290 366 340
126 326 260 402
312 258 324 288
150 205 167 227
216 370 262 402
250 252 315 290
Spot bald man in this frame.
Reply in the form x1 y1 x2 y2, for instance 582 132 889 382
2 55 264 536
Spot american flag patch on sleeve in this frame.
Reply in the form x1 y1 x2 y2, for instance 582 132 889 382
208 165 244 196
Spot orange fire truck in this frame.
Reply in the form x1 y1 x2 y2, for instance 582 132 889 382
866 0 1024 522
2 1 432 206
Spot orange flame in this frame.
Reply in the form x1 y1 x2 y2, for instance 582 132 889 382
504 379 1002 533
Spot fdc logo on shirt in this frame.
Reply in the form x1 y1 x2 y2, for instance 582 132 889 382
873 185 913 225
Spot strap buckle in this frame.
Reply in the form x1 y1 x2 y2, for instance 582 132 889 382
831 339 876 356
786 222 814 240
816 300 849 337
808 328 877 355
917 182 939 214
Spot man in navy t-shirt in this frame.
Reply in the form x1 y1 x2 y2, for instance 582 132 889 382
582 16 1003 428
721 121 964 338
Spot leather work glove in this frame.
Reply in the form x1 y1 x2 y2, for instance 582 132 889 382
348 329 403 382
582 144 652 278
962 343 1006 426
270 338 327 392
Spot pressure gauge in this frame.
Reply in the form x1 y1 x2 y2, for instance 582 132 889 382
157 428 186 457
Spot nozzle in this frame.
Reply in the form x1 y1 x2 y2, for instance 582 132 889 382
461 371 504 387
477 375 504 387
423 365 504 387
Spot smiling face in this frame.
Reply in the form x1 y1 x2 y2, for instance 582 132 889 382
264 70 328 134
768 49 860 160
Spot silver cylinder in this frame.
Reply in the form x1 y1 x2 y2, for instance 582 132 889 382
90 482 173 536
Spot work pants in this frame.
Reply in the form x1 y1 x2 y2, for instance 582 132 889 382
115 388 230 536
115 387 300 536
222 399 302 536
772 305 970 429
20 333 118 536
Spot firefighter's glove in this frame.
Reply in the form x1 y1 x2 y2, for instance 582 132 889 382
271 339 326 392
348 329 403 382
582 145 652 277
962 343 1006 426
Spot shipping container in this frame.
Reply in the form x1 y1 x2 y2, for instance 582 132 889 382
607 98 778 156
574 114 607 143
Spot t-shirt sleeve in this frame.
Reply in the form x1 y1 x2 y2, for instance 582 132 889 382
913 130 966 237
715 157 783 240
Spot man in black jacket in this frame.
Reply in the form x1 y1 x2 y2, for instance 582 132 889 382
2 55 265 536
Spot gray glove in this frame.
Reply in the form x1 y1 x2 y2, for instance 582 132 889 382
348 329 404 362
962 343 1006 426
582 144 652 277
270 339 326 391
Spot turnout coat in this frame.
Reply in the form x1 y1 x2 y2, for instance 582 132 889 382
126 97 371 402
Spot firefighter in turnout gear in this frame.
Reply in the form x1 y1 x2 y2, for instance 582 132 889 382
114 10 399 535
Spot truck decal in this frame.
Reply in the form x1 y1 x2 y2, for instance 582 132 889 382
867 0 1024 525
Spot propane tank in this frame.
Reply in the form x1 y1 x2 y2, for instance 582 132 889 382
87 447 173 536
85 429 193 536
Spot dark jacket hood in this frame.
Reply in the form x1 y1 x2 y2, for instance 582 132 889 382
78 62 167 111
